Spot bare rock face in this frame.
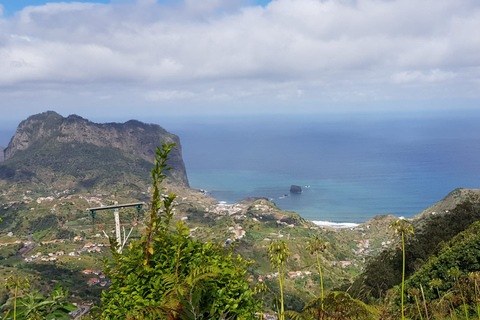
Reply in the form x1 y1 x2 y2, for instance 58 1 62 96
4 111 189 187
0 147 4 162
4 111 64 159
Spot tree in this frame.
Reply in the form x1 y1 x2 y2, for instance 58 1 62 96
267 240 290 320
100 142 260 319
306 235 327 301
389 219 414 320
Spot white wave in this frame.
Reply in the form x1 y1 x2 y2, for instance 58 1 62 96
312 220 360 229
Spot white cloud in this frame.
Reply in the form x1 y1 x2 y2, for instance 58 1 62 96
391 69 456 84
145 90 195 101
0 0 479 116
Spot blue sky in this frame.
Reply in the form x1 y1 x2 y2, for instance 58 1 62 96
0 0 479 124
1 0 109 16
1 0 273 16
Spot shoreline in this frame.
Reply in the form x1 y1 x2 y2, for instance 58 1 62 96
312 220 360 229
215 199 362 229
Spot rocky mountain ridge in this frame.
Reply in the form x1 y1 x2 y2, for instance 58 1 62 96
0 146 4 162
0 111 189 191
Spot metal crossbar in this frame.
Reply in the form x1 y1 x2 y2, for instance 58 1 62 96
87 202 145 212
87 202 145 253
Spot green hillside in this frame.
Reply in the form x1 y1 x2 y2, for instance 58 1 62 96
1 112 480 319
414 188 480 219
349 194 480 301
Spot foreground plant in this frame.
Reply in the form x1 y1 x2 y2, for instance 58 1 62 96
389 218 414 320
306 235 327 302
16 283 76 320
267 240 290 320
101 142 259 319
4 275 30 320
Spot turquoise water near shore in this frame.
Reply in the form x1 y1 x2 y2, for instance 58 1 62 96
164 111 480 224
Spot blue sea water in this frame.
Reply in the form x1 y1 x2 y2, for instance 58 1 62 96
162 111 480 224
1 111 479 224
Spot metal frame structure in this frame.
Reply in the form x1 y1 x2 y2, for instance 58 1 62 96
88 202 144 253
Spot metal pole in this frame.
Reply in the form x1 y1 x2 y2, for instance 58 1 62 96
113 201 122 253
87 202 144 254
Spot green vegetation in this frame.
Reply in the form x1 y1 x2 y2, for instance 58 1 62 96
4 275 29 320
343 195 480 319
15 283 76 320
268 240 291 320
100 143 260 319
3 276 75 320
4 112 480 319
1 185 479 320
286 291 378 320
306 235 327 302
350 194 480 302
1 111 188 195
5 187 480 319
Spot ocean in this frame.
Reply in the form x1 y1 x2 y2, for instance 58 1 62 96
1 110 479 225
161 110 480 225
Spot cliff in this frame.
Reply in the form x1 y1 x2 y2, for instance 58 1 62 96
0 146 4 162
1 111 189 191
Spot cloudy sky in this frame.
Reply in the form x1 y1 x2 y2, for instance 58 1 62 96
0 0 479 124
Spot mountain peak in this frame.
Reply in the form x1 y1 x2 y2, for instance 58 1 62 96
2 112 189 191
65 114 89 122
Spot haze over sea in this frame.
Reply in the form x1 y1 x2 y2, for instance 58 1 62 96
164 110 480 225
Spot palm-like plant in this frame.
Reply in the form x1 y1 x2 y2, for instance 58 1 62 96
306 235 327 301
268 240 290 320
389 218 414 320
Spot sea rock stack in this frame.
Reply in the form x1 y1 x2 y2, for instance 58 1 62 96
290 185 302 194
